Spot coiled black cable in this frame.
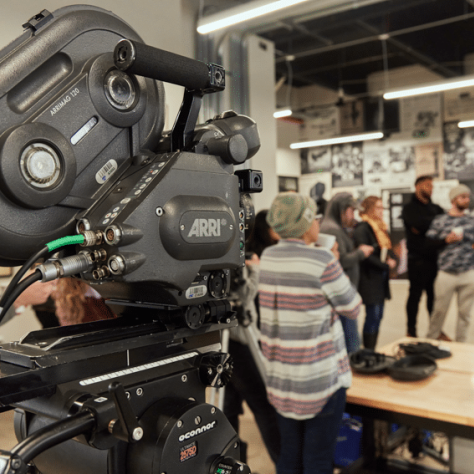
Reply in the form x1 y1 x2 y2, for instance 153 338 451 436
0 270 43 324
0 246 49 309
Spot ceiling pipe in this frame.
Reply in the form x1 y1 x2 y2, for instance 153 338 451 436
275 10 474 63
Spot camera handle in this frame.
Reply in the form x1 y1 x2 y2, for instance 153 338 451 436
114 39 225 93
114 38 226 152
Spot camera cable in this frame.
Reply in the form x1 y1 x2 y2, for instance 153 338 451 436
8 410 96 473
0 235 86 323
0 270 43 324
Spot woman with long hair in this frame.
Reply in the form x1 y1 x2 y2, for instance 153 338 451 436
10 276 115 327
52 278 116 325
353 196 397 350
246 209 280 258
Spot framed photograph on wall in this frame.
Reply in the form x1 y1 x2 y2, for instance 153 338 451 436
278 176 298 192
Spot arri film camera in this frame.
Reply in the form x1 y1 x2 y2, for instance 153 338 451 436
0 5 263 474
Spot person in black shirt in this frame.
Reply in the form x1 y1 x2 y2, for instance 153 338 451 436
402 176 461 337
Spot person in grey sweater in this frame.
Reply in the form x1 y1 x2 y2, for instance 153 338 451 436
320 192 373 352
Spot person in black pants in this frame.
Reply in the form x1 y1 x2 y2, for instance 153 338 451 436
402 176 461 337
354 196 397 349
224 210 280 465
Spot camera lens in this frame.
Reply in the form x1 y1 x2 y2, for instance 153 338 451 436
104 70 137 110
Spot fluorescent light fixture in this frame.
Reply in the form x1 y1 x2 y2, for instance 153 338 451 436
274 109 292 118
290 132 384 149
458 120 474 128
197 0 308 34
384 77 474 100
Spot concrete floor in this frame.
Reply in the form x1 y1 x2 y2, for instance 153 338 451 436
0 279 471 473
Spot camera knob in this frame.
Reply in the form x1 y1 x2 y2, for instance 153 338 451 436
20 143 61 188
211 456 250 474
104 70 137 110
206 134 248 165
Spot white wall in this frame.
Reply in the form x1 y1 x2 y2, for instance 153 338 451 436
245 35 278 212
0 308 41 343
276 147 300 177
367 64 443 94
276 82 339 110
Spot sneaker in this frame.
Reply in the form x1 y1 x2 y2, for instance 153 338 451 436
437 331 452 342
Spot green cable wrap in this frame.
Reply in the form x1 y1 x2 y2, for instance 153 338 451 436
46 235 85 252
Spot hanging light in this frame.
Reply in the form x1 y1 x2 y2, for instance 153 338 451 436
290 132 384 149
384 77 474 100
274 109 292 118
458 120 474 128
197 0 309 35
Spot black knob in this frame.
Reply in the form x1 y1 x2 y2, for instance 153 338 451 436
206 135 248 165
212 456 251 474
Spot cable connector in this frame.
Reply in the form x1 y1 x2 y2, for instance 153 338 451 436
38 253 95 282
80 230 104 247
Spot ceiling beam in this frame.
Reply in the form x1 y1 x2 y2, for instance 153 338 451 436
356 20 459 78
275 10 474 65
278 19 333 46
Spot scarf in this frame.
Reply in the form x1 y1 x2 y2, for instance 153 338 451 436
360 214 392 249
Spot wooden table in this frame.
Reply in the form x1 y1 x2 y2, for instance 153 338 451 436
344 338 474 473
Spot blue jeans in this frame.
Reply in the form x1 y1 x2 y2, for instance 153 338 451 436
340 316 360 353
364 303 384 334
276 387 347 474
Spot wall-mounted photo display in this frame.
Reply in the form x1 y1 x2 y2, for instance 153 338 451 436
339 100 364 135
443 122 474 180
278 176 299 192
443 86 474 122
400 93 442 140
298 105 340 141
331 142 363 187
384 189 412 279
363 140 416 187
432 178 461 211
300 146 332 174
414 142 443 179
299 172 332 216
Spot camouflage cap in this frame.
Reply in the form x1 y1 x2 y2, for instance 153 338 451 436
266 192 316 239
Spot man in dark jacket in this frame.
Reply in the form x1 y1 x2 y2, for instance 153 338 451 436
402 176 461 337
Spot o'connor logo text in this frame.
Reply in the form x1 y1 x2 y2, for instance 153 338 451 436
178 421 216 442
188 219 221 237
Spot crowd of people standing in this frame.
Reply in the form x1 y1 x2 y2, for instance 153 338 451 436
229 175 474 473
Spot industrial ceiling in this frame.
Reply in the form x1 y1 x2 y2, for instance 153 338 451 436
198 0 474 98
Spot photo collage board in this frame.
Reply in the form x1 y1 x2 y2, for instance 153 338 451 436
279 90 474 279
292 91 474 212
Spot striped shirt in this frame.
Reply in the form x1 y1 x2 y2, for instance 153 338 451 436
259 239 361 420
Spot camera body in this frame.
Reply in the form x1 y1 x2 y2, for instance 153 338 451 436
0 5 261 309
0 6 262 474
